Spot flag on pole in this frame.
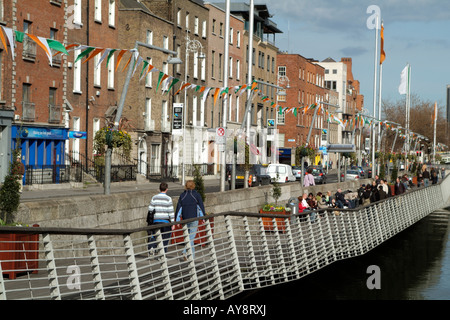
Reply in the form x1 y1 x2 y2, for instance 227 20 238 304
380 22 386 65
432 102 438 125
398 65 409 95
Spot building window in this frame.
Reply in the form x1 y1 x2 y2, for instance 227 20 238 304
229 57 233 78
193 52 199 79
163 36 168 50
74 0 82 25
146 30 153 45
212 19 216 34
94 0 102 22
185 12 190 31
146 57 152 87
278 66 286 77
236 31 241 47
73 49 81 93
202 20 207 38
93 118 100 144
177 8 181 26
236 59 240 80
145 98 152 130
219 22 223 37
94 54 101 87
108 54 114 89
108 0 115 27
211 50 215 78
333 69 337 74
219 53 223 81
194 16 199 35
201 55 206 81
229 28 233 45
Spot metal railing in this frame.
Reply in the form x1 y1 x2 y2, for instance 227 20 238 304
0 179 447 300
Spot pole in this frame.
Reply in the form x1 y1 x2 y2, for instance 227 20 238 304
243 0 254 189
377 63 383 152
182 43 188 187
104 48 137 195
371 15 379 178
433 102 437 163
220 0 231 192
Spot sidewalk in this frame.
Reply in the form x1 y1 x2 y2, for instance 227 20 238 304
20 176 223 202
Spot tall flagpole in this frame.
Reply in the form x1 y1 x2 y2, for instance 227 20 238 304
433 102 437 163
371 15 379 177
377 21 385 155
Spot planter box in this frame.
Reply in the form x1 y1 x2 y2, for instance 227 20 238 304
0 231 40 280
260 209 289 232
171 218 214 247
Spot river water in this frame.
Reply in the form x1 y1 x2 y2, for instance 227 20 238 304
233 208 450 300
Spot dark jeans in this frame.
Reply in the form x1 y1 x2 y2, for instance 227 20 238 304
148 222 172 253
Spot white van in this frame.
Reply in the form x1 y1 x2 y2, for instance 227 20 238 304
267 164 296 183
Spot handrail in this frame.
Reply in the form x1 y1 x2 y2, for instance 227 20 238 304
0 179 447 300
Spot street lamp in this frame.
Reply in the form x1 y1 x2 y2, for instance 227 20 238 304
104 41 180 195
181 33 206 187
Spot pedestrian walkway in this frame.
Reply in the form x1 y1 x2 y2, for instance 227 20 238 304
20 177 222 202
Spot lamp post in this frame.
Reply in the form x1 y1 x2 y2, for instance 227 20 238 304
104 41 180 195
182 33 206 187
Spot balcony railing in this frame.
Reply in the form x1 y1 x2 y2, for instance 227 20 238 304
48 104 61 124
22 102 35 122
22 38 37 60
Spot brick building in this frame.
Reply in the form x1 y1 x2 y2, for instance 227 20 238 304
118 0 175 177
0 0 68 184
66 0 119 162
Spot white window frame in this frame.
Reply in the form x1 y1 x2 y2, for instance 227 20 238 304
145 98 152 130
192 95 198 126
74 0 82 25
145 57 152 87
194 17 199 35
236 59 240 80
94 54 101 86
73 49 82 93
94 0 102 22
202 20 207 38
108 54 114 89
163 35 168 50
200 56 206 81
236 31 241 48
193 52 199 79
93 118 100 144
229 57 233 78
108 0 115 27
146 30 153 45
177 8 181 26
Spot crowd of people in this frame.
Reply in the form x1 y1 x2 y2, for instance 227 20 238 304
297 165 447 215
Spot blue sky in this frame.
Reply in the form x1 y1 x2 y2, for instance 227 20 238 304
233 0 450 116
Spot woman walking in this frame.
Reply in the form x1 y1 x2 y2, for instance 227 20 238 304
175 180 206 260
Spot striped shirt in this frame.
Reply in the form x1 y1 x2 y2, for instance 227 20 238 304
148 193 175 223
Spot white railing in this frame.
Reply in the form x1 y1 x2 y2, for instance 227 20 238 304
0 179 447 300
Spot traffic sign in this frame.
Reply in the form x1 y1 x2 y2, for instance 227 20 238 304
216 127 226 144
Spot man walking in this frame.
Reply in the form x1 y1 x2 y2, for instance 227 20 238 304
147 182 175 254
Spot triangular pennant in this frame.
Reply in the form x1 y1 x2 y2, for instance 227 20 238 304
115 49 128 72
201 87 212 104
175 82 190 95
213 88 221 107
1 27 14 59
14 30 25 43
166 78 180 94
27 34 53 66
46 39 68 55
96 48 112 69
139 60 149 80
74 47 95 64
156 71 167 91
0 27 8 54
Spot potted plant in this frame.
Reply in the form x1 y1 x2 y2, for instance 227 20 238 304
259 203 291 232
0 147 40 279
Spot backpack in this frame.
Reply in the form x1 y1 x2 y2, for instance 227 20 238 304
146 208 156 225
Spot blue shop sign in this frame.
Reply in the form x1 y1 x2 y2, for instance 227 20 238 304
68 131 87 139
12 126 68 140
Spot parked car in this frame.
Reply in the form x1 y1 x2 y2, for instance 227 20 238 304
307 166 327 184
227 165 271 188
341 170 360 181
351 166 365 178
266 164 296 183
292 166 302 180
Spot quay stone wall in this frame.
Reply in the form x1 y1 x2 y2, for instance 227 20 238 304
15 179 372 230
